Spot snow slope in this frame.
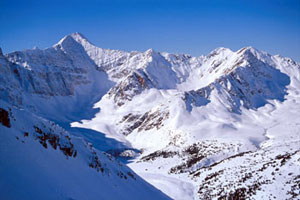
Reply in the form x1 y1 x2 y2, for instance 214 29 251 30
0 34 170 200
1 33 300 199
0 99 170 200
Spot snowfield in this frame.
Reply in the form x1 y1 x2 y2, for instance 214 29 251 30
1 33 299 200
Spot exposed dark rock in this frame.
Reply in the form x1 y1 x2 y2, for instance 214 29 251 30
117 171 128 180
127 172 136 180
120 109 169 135
0 108 11 128
89 154 104 173
141 150 178 162
33 125 77 157
108 71 153 106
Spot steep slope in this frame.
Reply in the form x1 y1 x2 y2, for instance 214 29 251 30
125 50 300 199
183 47 290 113
0 100 170 200
2 33 114 123
1 33 300 200
0 34 171 200
72 40 300 199
74 46 297 149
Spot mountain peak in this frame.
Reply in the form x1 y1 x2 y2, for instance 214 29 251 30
69 32 89 42
235 46 274 65
55 32 92 48
145 48 163 59
208 47 233 58
145 48 157 55
2 32 300 200
237 46 259 55
214 47 232 52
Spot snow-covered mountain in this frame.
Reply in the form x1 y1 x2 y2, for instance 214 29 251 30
1 33 299 200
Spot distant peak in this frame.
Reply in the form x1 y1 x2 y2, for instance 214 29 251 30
145 48 161 58
236 46 261 55
245 46 256 50
56 35 77 46
55 32 92 47
208 47 233 58
145 48 156 54
235 46 272 62
214 47 232 52
69 32 88 41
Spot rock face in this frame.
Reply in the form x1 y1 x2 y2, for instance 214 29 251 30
1 33 300 200
184 50 290 113
0 34 171 200
0 108 11 127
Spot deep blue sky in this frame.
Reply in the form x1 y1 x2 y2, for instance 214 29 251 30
1 0 299 61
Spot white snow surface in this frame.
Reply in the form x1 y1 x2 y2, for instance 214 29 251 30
1 33 300 200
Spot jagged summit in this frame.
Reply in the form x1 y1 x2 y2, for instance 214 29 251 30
144 48 169 64
144 48 157 57
56 32 89 45
208 47 233 57
236 46 261 57
70 32 88 39
236 46 275 63
54 34 278 65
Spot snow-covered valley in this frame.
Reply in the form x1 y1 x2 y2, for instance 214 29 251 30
1 33 299 200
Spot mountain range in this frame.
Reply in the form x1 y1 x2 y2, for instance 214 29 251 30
1 33 299 200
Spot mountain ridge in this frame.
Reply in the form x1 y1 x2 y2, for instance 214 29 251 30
1 33 299 200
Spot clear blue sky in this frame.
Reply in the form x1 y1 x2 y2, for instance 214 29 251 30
1 0 299 61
